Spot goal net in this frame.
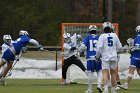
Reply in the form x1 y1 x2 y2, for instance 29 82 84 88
61 23 119 84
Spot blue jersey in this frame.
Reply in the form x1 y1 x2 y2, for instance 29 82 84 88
82 34 99 59
12 36 31 55
131 35 140 59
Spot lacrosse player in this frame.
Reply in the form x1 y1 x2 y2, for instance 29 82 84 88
79 25 102 93
1 35 14 77
0 30 44 85
118 26 140 90
96 22 122 93
62 33 86 84
107 24 122 90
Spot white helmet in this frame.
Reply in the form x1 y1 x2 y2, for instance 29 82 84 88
89 25 97 31
63 33 71 43
135 26 140 32
63 33 70 39
19 30 29 36
102 22 112 29
3 35 12 45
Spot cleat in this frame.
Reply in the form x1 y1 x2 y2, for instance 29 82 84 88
111 87 117 93
1 77 6 86
117 81 121 85
102 90 108 93
115 85 120 90
85 89 93 93
61 79 67 85
118 84 128 90
97 87 103 93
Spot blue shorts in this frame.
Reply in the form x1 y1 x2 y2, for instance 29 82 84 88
130 57 140 69
2 49 15 62
87 60 102 72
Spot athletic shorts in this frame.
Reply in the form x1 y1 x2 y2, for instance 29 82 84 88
87 60 102 72
2 49 15 62
102 60 118 70
130 57 140 69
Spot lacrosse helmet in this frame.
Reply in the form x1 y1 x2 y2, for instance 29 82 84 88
135 26 140 32
89 25 97 34
3 35 12 45
102 22 112 33
63 33 71 43
19 30 29 36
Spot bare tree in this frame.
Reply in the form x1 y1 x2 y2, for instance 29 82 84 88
107 0 112 22
136 0 140 25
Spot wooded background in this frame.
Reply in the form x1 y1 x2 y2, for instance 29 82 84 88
0 0 140 46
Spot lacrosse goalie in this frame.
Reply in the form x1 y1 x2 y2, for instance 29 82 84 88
62 33 86 84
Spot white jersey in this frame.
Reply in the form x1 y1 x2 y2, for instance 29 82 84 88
64 43 76 59
1 40 14 54
96 33 122 62
70 33 81 47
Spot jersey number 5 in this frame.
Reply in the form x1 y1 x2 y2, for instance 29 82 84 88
107 37 113 47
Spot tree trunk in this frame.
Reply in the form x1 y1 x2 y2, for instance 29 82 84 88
136 0 140 25
107 0 112 22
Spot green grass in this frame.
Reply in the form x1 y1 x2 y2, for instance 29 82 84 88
0 79 140 93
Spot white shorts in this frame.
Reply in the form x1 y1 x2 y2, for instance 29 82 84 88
102 61 118 70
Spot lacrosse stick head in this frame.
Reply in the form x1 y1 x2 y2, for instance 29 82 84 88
127 38 134 48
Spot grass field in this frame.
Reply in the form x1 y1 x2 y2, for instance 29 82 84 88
0 79 140 93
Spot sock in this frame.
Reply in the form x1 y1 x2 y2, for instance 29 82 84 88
107 79 111 86
111 87 116 92
97 70 102 88
104 84 108 92
125 82 128 86
87 71 93 91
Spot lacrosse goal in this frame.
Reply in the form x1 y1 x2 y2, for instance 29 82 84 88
61 23 119 84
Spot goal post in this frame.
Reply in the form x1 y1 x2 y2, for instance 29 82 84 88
61 23 119 84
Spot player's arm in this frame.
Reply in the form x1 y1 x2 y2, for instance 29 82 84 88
29 39 44 51
115 35 122 53
79 37 88 57
96 35 104 59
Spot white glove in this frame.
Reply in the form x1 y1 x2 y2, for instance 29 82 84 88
38 45 44 51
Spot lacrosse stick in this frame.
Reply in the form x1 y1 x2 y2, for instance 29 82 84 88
127 38 134 53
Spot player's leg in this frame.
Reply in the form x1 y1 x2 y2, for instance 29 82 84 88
73 56 86 73
110 61 118 93
107 71 111 87
0 59 6 70
119 66 135 90
2 62 13 77
96 61 103 93
118 58 136 90
110 69 116 93
136 60 140 76
85 60 94 93
62 58 73 84
0 60 13 86
0 59 7 78
115 65 121 90
137 68 140 76
102 61 110 93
